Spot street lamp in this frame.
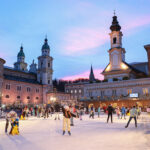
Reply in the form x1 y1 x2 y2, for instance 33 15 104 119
50 96 56 103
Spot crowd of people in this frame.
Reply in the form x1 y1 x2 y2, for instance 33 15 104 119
0 102 144 136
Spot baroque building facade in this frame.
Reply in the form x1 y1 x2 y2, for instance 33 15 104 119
0 38 54 105
65 14 150 107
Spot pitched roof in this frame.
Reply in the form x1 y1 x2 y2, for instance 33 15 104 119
4 74 42 85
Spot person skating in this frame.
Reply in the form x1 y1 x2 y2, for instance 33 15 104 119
70 105 76 126
11 118 19 135
7 110 18 135
79 106 84 120
125 106 137 128
98 105 101 118
89 104 94 119
5 112 11 133
116 107 120 119
62 105 77 136
54 102 60 120
107 104 114 123
121 106 126 119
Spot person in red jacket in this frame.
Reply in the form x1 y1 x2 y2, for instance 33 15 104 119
62 105 77 136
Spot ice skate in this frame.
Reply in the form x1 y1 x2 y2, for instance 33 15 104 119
68 131 71 136
62 131 65 135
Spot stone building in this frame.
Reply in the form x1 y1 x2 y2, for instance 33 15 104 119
0 38 54 105
65 14 150 107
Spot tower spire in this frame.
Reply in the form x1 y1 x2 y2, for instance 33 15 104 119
89 65 95 82
110 11 121 31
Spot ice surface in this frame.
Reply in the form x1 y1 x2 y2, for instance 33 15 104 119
0 113 150 150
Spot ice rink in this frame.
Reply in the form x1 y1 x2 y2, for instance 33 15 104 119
0 113 150 150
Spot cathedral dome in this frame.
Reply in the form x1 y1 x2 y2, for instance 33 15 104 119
17 46 25 57
42 38 50 50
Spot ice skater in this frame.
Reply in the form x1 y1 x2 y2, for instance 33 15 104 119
54 102 60 120
107 104 114 123
121 106 126 119
62 105 77 136
97 105 101 118
125 106 137 128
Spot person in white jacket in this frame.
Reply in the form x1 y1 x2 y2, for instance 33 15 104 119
125 106 137 128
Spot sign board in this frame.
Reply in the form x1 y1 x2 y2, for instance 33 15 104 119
129 93 138 98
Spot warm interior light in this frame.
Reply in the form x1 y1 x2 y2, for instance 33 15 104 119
121 63 128 70
105 64 111 71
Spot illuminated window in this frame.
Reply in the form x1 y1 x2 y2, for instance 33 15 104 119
143 88 149 95
127 89 132 94
74 90 77 93
79 89 82 93
71 90 73 93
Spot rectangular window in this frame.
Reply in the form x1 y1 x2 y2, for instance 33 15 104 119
112 90 116 96
36 88 39 93
48 80 50 84
143 88 149 95
101 91 105 97
79 89 82 93
6 84 10 90
17 86 21 91
27 87 31 92
48 62 50 67
127 89 132 95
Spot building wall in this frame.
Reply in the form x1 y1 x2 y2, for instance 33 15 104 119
65 78 150 103
47 92 71 103
65 83 85 101
2 79 43 105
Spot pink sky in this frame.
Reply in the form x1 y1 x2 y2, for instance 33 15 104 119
62 69 104 81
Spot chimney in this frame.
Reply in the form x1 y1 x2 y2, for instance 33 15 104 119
144 44 150 76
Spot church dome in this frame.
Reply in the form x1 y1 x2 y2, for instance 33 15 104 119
17 46 25 57
42 38 50 50
110 15 121 31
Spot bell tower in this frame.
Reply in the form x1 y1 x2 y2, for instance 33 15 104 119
108 12 126 70
14 45 28 71
37 37 53 86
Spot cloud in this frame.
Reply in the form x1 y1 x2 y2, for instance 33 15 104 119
61 69 104 81
124 15 150 31
61 27 108 56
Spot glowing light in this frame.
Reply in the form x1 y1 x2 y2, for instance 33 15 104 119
121 63 128 70
50 96 56 102
105 64 111 72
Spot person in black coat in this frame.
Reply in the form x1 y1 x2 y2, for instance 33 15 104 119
54 102 60 120
107 104 114 123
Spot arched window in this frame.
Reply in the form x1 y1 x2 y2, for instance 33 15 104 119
17 96 20 99
27 96 30 99
113 37 117 44
6 95 9 98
